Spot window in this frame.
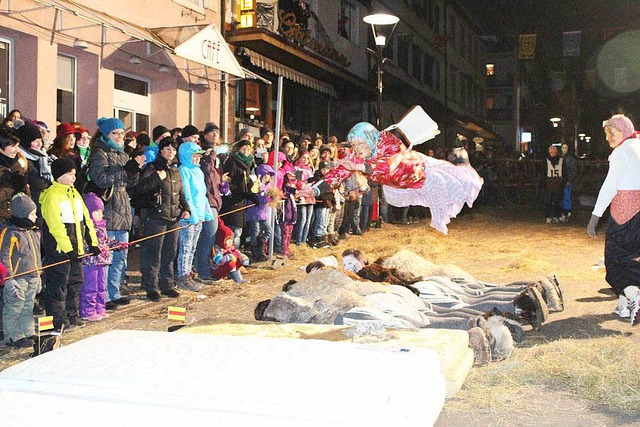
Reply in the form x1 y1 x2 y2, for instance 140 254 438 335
412 44 422 80
57 55 76 123
0 39 10 120
486 63 495 76
113 74 150 133
397 36 410 73
486 96 494 110
339 0 357 43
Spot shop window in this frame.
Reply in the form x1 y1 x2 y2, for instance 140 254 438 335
0 39 10 120
339 0 357 43
57 55 76 123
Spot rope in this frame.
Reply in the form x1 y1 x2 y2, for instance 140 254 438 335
4 203 256 281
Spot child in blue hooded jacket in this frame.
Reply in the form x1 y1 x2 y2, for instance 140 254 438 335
177 141 213 291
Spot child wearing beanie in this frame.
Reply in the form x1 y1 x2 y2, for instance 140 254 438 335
40 158 99 332
0 193 41 347
79 192 127 321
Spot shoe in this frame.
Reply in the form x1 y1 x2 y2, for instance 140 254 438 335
112 297 130 306
514 287 549 331
81 314 103 322
7 337 34 348
161 288 180 298
338 233 348 240
197 276 220 285
70 318 87 328
177 276 203 292
545 218 552 224
559 214 568 223
630 291 640 326
55 323 77 333
146 291 162 302
120 282 131 296
97 312 109 319
33 300 45 315
551 217 560 224
105 301 119 311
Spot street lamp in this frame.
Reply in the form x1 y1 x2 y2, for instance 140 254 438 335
363 13 399 128
550 117 562 128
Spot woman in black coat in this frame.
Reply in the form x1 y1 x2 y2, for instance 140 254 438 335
220 139 258 248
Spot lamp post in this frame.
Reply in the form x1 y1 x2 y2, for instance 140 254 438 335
363 13 399 128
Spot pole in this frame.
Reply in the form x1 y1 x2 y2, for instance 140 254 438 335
268 75 284 257
376 45 383 128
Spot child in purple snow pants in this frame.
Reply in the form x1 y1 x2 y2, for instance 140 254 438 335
80 193 125 321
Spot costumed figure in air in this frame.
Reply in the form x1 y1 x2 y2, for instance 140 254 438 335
323 107 483 234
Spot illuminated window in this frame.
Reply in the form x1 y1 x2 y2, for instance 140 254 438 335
57 55 76 123
486 96 494 109
486 63 495 76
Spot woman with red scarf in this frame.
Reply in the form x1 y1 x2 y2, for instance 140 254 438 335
588 114 640 325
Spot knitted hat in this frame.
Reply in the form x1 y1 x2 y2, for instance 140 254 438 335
260 126 273 137
234 139 252 150
152 125 170 142
237 128 253 140
97 117 125 136
216 218 235 248
51 157 76 180
17 123 42 148
158 136 178 150
181 124 200 138
56 123 76 140
603 114 635 139
83 192 104 217
204 122 220 134
10 193 36 219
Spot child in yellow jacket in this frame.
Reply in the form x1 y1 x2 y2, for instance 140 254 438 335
40 158 98 332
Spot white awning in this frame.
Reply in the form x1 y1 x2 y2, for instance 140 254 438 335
152 24 245 78
244 49 337 98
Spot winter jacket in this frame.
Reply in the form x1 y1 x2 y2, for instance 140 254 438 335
137 157 190 222
144 143 159 165
221 152 257 228
0 221 41 279
200 149 223 211
40 181 98 256
246 164 274 222
82 218 120 267
0 153 29 223
278 185 298 225
88 137 140 231
542 155 566 193
178 142 213 224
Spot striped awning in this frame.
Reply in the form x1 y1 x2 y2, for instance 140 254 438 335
244 49 337 98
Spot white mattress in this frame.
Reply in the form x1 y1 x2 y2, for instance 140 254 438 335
0 330 446 426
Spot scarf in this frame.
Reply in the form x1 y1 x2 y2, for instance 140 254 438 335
0 152 17 168
8 216 36 229
232 151 254 167
101 136 124 153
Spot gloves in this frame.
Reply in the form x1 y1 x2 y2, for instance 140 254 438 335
587 214 600 237
66 250 79 262
120 242 130 250
90 246 101 256
3 280 18 298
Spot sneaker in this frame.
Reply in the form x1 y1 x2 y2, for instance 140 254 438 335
97 312 109 319
105 301 119 311
55 323 77 333
193 276 220 286
146 291 162 302
545 218 552 224
161 288 180 298
7 337 34 348
81 314 103 322
177 277 203 292
614 295 630 318
120 282 131 296
112 297 130 306
70 318 87 328
551 217 560 224
559 214 568 223
630 292 640 326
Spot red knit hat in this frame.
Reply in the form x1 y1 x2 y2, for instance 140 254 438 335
56 123 76 140
216 218 235 248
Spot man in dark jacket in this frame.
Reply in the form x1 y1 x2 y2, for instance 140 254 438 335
137 137 190 301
